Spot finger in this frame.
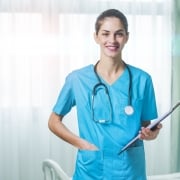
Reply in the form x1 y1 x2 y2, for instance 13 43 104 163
157 123 162 129
140 127 157 140
139 128 150 139
141 127 151 137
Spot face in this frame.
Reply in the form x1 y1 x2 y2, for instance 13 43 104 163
94 17 129 59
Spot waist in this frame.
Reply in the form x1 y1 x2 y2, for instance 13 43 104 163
98 139 143 158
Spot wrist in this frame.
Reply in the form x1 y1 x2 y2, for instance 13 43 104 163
78 139 98 150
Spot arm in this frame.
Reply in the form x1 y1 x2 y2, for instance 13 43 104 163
48 112 98 150
139 121 162 140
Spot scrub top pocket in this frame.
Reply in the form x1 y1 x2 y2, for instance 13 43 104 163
74 150 103 180
123 145 147 180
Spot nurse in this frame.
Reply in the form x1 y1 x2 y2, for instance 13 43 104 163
48 9 162 180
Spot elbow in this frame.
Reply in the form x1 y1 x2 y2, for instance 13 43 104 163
48 112 63 132
48 112 56 132
48 116 53 132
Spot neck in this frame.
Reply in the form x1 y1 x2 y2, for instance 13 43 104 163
97 58 125 74
95 59 125 85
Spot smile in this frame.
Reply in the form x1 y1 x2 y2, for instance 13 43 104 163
106 45 119 51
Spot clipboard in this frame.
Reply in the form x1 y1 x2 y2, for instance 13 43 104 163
118 101 180 155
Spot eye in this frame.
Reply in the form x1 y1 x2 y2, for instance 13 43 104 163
116 32 124 37
102 33 109 36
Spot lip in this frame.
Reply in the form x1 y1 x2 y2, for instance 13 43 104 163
106 45 119 51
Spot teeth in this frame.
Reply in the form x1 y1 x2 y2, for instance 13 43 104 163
107 46 118 50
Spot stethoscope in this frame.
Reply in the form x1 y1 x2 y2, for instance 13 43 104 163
91 61 134 123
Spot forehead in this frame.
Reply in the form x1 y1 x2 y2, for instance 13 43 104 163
99 17 125 31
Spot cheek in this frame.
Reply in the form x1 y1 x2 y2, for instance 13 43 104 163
96 38 106 46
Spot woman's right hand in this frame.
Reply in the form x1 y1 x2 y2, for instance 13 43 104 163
79 139 99 151
48 112 99 151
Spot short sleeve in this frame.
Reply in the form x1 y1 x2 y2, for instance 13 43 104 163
141 76 158 121
53 74 75 116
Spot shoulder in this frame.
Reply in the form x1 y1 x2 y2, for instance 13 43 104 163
127 64 152 79
66 64 94 81
72 64 94 74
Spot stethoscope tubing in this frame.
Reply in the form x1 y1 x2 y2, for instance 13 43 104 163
93 61 132 107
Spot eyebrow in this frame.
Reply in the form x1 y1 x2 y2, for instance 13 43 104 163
101 29 125 33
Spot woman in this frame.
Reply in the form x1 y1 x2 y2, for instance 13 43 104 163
48 9 162 180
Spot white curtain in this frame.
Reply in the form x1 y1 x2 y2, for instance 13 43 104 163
0 0 173 180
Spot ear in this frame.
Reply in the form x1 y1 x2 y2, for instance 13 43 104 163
93 32 99 44
125 32 129 44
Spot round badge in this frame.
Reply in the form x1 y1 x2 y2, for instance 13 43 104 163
124 106 134 115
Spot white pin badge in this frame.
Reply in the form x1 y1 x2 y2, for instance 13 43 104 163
124 105 134 115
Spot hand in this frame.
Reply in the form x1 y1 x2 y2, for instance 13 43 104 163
79 139 99 150
139 123 162 140
86 143 99 151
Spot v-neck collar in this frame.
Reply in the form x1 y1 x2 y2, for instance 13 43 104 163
93 63 128 87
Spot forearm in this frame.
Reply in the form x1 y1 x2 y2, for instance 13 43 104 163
48 112 98 150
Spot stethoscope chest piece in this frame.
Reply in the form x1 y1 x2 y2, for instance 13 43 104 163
124 105 134 115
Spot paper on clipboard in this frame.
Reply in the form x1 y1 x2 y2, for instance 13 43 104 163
118 101 180 155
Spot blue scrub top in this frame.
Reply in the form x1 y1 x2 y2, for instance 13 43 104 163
53 64 157 180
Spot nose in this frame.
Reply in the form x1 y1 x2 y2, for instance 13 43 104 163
109 34 116 42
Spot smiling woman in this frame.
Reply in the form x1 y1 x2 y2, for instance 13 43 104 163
94 17 129 61
0 0 173 180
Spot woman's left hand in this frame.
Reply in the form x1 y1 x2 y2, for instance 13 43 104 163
139 124 162 140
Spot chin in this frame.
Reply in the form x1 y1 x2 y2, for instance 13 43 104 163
106 53 120 59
